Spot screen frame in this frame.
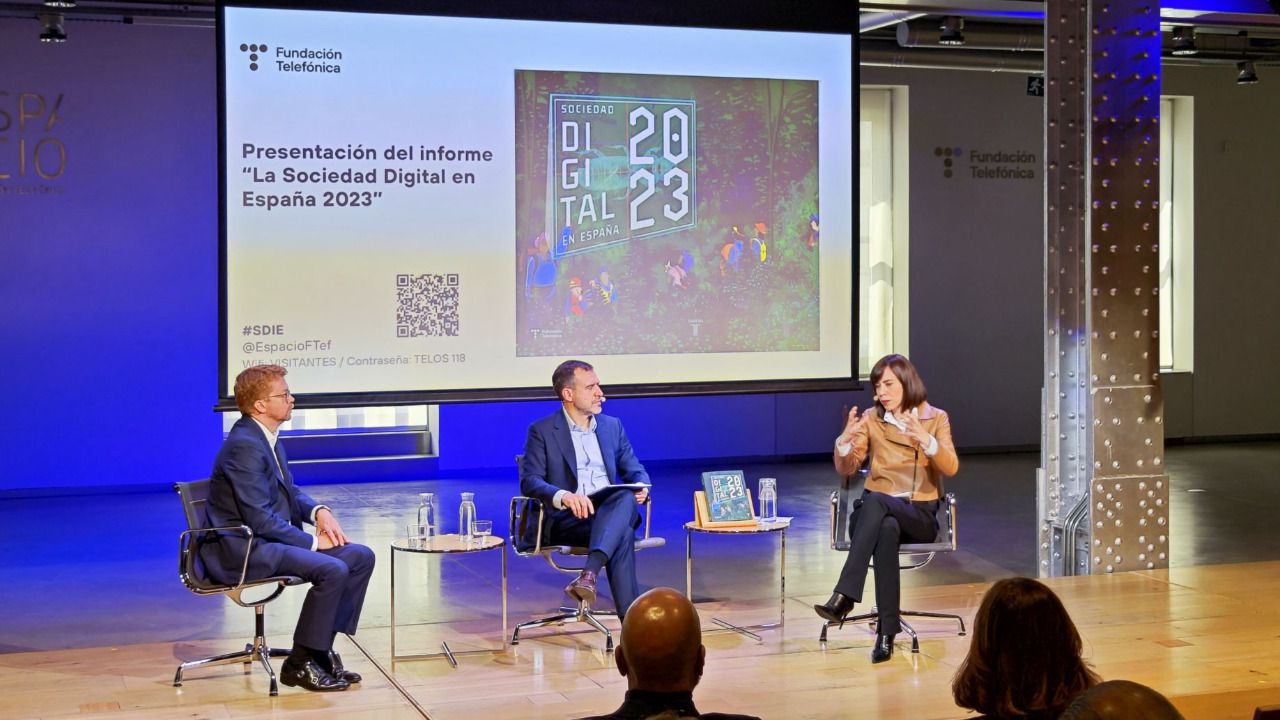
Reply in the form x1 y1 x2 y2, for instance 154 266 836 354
216 0 860 409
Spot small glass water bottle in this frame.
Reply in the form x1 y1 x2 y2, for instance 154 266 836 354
758 478 778 523
459 491 477 538
417 492 438 538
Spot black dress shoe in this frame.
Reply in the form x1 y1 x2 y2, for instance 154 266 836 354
813 592 855 624
566 569 598 605
280 656 350 692
871 633 895 663
326 650 361 684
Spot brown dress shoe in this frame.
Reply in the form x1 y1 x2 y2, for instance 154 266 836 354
566 569 598 604
279 656 350 692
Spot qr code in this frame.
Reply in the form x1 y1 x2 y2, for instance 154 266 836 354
395 273 460 337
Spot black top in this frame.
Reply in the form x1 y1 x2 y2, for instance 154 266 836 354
576 690 761 720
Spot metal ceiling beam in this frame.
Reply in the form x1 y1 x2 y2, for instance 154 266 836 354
859 0 1280 27
0 1 212 18
860 10 927 32
859 0 1045 19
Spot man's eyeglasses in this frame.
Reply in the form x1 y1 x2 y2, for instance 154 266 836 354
267 391 294 401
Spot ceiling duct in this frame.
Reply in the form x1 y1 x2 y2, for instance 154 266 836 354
897 19 1043 50
861 41 1043 72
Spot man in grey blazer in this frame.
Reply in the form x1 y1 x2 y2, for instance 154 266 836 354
205 364 374 692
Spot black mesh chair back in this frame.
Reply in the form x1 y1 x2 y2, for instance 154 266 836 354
171 479 302 696
175 479 222 594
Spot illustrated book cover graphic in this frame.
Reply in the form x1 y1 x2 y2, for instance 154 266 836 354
700 469 753 522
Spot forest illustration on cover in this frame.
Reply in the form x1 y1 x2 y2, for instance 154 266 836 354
515 69 820 358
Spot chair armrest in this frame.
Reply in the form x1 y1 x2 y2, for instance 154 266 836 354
179 524 256 590
509 496 545 556
829 473 863 551
944 492 957 551
828 490 840 550
509 489 656 557
642 493 654 540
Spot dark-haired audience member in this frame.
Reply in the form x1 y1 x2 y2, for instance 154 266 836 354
813 353 960 663
952 577 1101 719
1059 680 1185 720
576 587 760 720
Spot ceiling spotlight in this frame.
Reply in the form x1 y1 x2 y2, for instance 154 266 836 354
43 0 77 8
1237 60 1259 85
38 13 66 43
939 16 965 46
1171 27 1197 56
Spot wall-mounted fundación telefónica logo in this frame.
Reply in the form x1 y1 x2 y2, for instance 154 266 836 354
934 146 962 179
935 144 1037 181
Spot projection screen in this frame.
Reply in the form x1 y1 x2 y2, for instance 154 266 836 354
219 1 857 405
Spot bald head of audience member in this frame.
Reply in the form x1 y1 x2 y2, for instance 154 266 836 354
615 587 705 693
1059 680 1185 720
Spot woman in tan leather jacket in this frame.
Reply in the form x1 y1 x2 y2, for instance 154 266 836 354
812 354 959 663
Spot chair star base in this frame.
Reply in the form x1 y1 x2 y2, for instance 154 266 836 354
510 600 616 653
818 608 967 649
173 604 291 696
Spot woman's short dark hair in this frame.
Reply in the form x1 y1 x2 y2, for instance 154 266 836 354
552 359 594 400
870 354 928 413
952 577 1101 719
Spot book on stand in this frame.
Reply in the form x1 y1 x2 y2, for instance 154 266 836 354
694 469 758 528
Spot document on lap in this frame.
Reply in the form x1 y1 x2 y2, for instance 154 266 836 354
588 483 652 501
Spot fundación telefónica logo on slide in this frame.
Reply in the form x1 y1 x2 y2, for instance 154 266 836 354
235 41 345 75
238 43 268 71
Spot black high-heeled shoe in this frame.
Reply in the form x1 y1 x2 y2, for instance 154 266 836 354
871 633 895 663
813 592 855 625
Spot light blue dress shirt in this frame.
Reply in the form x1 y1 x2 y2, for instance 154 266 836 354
553 408 611 508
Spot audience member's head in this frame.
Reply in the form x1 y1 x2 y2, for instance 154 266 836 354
1058 680 1184 720
952 577 1101 718
615 587 705 693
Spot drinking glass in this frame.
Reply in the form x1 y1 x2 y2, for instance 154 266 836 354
406 523 430 547
758 477 778 523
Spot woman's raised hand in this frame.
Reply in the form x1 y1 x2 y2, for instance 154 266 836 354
901 411 931 449
839 406 871 445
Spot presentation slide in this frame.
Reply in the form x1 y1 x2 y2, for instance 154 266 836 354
221 4 855 400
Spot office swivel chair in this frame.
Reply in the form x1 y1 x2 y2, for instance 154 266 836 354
173 479 303 696
819 465 966 651
508 457 664 652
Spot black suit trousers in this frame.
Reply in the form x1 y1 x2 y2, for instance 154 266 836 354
547 490 642 616
272 542 376 650
833 491 938 635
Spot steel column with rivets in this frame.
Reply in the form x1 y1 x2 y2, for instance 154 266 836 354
1040 0 1168 577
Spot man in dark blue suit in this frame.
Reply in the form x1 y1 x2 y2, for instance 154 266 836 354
205 364 375 692
520 360 651 617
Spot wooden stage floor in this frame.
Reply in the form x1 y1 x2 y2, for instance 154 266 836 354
7 560 1280 720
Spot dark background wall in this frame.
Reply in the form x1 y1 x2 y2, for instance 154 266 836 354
3 21 1276 492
